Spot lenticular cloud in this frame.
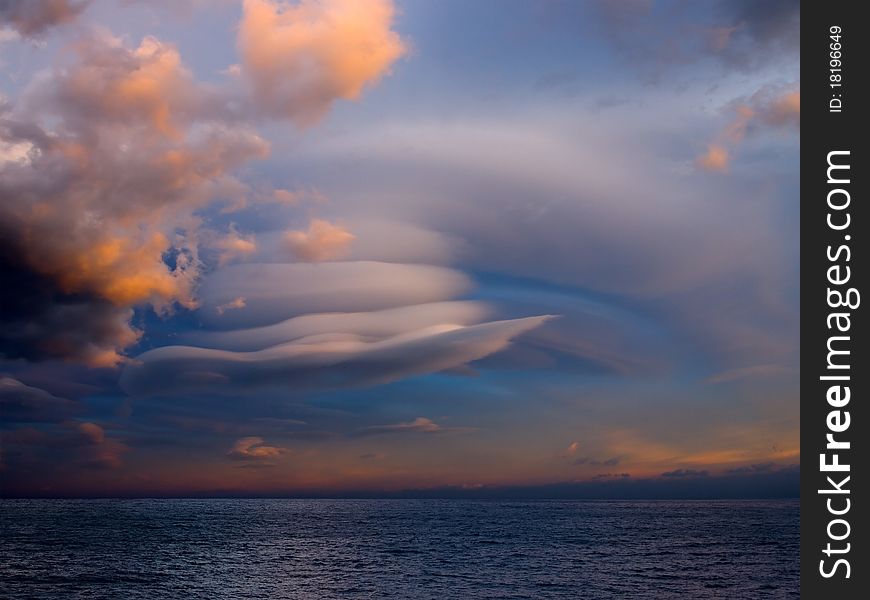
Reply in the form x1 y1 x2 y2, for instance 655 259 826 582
121 261 551 395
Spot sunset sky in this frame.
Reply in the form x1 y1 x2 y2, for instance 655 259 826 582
0 0 799 497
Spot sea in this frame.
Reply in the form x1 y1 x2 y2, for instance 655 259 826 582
0 499 798 599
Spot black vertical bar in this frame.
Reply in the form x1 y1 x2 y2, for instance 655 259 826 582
801 0 867 596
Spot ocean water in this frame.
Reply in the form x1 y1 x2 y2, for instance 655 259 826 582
0 499 798 599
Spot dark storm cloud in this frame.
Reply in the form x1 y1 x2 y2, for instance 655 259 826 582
0 34 267 366
4 33 354 368
0 0 88 36
0 237 136 366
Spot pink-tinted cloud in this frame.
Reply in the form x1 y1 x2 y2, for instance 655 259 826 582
697 86 799 172
285 218 355 262
1 33 268 366
696 144 729 172
561 441 580 457
757 90 799 128
72 422 128 468
237 0 407 123
215 297 247 316
2 0 409 367
213 227 258 265
227 436 286 460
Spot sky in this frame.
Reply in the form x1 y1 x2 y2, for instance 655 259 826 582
0 0 800 498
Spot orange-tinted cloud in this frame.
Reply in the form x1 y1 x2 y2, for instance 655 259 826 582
75 421 129 469
213 227 257 265
227 436 286 460
1 33 268 366
697 86 799 172
284 218 355 262
3 419 129 470
759 90 799 127
696 144 729 172
53 35 205 138
237 0 407 123
2 0 411 367
561 441 581 457
215 297 247 315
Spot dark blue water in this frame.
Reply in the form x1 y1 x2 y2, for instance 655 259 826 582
1 499 798 599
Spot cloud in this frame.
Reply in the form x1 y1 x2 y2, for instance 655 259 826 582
0 377 81 423
573 456 622 467
120 316 551 396
561 441 580 456
352 417 476 438
592 473 630 480
237 0 407 123
38 34 211 136
2 420 128 469
74 421 128 468
194 261 474 329
285 218 355 262
0 0 88 37
227 436 285 460
705 363 786 384
340 220 457 264
755 89 800 128
302 106 799 373
715 0 800 55
0 33 268 365
585 0 799 75
726 462 775 475
660 468 709 478
0 241 140 366
249 219 457 266
272 188 301 204
1 0 408 367
215 297 247 315
354 417 445 437
184 301 489 352
696 144 729 172
212 226 258 265
697 85 799 171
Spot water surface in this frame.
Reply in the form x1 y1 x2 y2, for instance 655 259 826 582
0 499 799 599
